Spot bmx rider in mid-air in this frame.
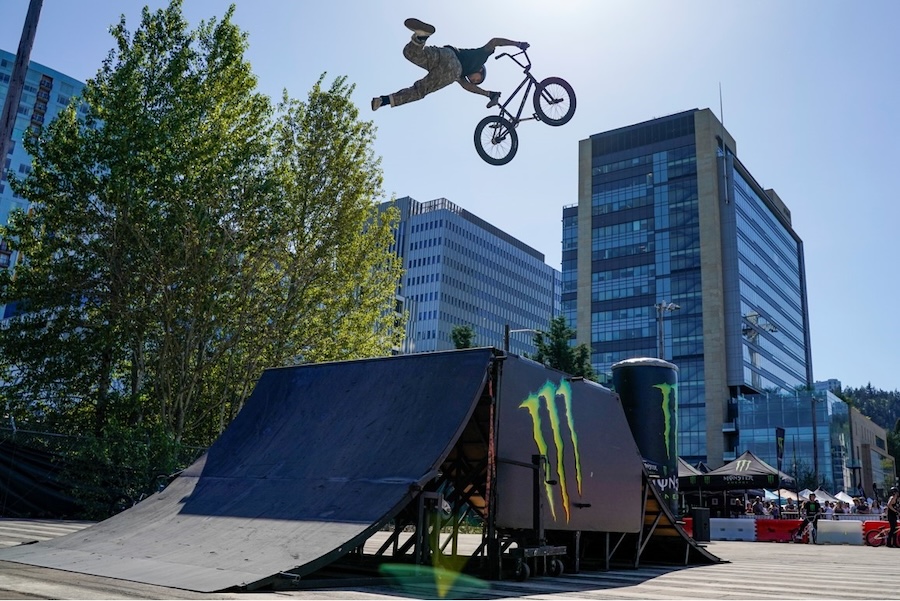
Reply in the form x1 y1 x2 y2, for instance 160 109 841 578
372 18 529 112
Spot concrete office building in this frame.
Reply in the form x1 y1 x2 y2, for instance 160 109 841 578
848 406 896 497
814 378 842 393
565 109 813 467
384 196 560 357
1 49 86 275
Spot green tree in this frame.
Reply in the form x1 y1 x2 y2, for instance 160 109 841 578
0 0 401 450
531 315 596 381
451 324 476 349
790 457 819 491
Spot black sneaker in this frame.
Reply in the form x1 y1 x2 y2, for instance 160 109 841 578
404 18 436 38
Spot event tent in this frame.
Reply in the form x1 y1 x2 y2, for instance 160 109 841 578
681 451 794 492
812 489 839 504
835 491 855 504
678 457 702 478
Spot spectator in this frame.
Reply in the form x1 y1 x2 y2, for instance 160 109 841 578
752 496 767 516
887 487 900 548
871 499 882 515
824 501 835 520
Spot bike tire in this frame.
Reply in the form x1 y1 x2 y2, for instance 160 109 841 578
866 529 885 547
533 76 576 127
474 115 518 166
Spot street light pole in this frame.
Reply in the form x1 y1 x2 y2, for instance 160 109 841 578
504 324 541 353
655 302 680 359
0 0 43 169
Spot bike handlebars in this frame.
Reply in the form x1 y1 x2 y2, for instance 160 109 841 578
494 49 531 72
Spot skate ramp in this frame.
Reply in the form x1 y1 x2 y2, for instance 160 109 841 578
0 349 495 592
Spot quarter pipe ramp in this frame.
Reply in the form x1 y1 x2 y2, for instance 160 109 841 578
0 348 719 591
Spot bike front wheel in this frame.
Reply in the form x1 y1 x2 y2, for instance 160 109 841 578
865 529 885 547
474 115 519 165
533 77 576 126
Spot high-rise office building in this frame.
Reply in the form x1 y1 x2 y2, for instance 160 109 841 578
1 49 86 272
566 109 814 467
385 196 560 356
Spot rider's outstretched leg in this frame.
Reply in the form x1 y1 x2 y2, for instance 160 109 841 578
404 18 436 41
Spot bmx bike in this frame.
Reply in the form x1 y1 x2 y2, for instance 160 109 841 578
473 49 575 166
865 524 900 547
792 519 817 544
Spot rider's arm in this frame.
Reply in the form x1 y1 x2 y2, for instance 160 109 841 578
483 38 528 52
457 78 491 97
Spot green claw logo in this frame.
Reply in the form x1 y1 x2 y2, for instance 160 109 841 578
519 379 582 523
653 383 676 460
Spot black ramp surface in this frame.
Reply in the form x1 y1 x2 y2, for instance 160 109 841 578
0 349 495 592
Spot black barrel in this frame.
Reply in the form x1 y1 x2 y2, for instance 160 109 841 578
612 357 679 515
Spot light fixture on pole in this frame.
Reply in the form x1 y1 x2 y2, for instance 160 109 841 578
504 324 541 353
655 302 680 359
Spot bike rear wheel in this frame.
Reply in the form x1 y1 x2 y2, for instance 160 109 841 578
474 115 519 165
533 76 576 126
866 529 885 547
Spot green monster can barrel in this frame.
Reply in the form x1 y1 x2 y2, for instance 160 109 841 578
611 357 679 515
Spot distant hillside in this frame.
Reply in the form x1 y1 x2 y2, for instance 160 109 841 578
841 385 900 431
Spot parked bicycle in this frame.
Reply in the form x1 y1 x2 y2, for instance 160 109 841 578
474 49 575 165
865 524 900 547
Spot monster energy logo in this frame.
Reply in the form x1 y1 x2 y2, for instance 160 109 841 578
653 383 676 460
734 459 752 472
519 379 582 523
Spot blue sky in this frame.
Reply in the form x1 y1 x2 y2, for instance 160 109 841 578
2 0 898 391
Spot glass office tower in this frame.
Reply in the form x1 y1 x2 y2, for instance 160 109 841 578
569 109 814 466
1 49 86 275
734 390 849 492
386 196 560 356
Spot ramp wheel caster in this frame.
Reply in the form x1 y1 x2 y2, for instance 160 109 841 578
549 558 564 577
514 560 530 581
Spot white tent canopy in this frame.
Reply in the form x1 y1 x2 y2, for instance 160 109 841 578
776 489 798 501
812 489 839 503
835 491 855 504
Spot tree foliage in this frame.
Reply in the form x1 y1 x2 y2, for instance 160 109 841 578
451 324 475 349
531 315 596 381
839 384 900 479
0 0 402 457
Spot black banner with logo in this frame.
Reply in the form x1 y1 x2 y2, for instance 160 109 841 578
775 427 785 474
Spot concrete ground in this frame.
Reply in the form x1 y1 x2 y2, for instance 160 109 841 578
1 519 898 599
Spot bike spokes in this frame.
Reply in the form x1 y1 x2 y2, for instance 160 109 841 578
474 115 519 166
533 77 576 126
